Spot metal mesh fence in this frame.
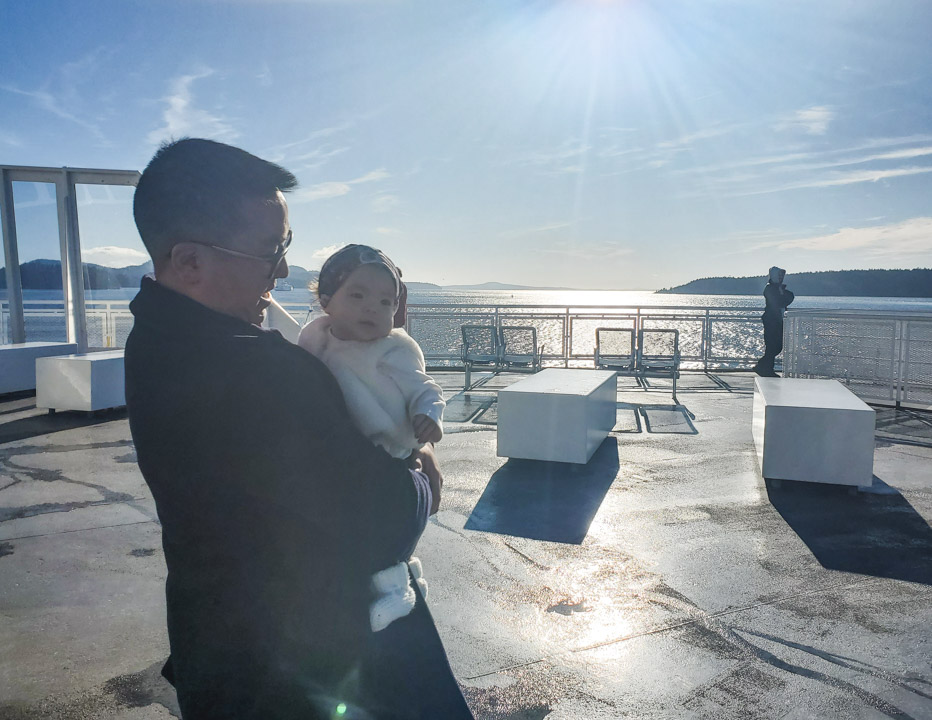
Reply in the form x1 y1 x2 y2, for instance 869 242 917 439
23 312 68 343
903 318 932 406
407 305 767 368
595 328 635 357
500 326 538 357
784 310 932 408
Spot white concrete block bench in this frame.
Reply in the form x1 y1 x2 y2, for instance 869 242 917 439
0 342 79 394
752 377 875 488
497 369 617 464
36 350 126 413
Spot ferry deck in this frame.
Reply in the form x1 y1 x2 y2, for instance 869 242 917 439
1 369 930 719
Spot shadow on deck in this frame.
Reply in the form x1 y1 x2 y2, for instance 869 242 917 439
768 477 932 586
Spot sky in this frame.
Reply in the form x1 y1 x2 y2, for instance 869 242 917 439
1 0 931 290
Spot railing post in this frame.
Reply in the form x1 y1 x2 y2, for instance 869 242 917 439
897 318 908 407
1 168 26 344
56 172 89 353
106 302 113 348
564 306 570 367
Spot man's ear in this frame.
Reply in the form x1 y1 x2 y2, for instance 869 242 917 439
168 243 204 284
319 294 331 310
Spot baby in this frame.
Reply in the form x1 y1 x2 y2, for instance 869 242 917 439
298 244 444 631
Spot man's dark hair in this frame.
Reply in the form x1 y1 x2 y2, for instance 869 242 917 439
133 138 298 264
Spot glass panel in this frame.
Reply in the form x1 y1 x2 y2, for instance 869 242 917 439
3 181 65 344
75 184 146 349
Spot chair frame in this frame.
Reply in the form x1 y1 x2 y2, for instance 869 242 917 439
498 325 545 375
595 326 681 404
593 327 636 373
461 324 501 390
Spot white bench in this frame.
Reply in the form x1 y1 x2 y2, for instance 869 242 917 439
36 351 126 412
0 342 79 394
497 369 617 464
752 377 875 488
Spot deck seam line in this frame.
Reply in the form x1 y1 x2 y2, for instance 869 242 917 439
462 575 880 680
0 518 156 542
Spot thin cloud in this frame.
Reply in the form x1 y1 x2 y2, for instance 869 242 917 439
526 141 590 165
604 122 745 170
541 240 634 261
685 134 932 177
355 169 390 183
256 62 273 87
673 141 932 182
1 84 106 142
376 227 402 235
0 129 22 147
297 169 390 202
264 122 355 161
775 106 834 135
0 48 114 144
301 182 354 201
772 145 932 174
519 139 590 175
82 246 150 268
146 69 239 146
656 124 743 150
759 217 932 259
371 194 399 213
309 243 346 270
292 144 350 172
500 221 573 239
732 166 932 196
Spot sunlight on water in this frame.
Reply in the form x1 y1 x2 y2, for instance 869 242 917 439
4 288 930 357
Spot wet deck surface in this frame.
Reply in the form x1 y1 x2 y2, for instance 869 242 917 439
1 372 931 719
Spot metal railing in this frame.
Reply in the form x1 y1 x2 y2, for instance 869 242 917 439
784 309 932 409
2 299 137 349
7 300 931 408
3 299 768 367
403 303 766 370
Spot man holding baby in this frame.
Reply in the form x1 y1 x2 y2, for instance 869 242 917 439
126 137 473 719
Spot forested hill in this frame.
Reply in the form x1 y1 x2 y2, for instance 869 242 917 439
657 269 932 297
0 259 155 290
1 259 318 290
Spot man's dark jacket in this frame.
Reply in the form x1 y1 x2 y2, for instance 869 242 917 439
125 278 434 718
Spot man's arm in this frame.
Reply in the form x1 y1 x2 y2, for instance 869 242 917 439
250 342 437 572
411 444 442 516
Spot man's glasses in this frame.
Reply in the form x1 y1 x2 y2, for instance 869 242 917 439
197 230 292 280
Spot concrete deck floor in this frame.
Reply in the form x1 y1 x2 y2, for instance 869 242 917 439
1 371 931 719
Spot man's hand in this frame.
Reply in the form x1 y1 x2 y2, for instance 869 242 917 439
413 414 443 444
410 445 443 515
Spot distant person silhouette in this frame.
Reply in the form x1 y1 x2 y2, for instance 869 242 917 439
753 266 794 377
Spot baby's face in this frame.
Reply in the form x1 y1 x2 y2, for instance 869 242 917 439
323 263 399 342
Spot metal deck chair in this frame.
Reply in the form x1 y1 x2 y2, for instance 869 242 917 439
637 328 681 404
461 324 501 389
498 326 544 375
594 327 636 372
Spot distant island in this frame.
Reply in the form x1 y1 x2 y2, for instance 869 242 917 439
658 269 932 298
405 282 443 291
1 262 548 292
0 259 155 290
5 261 930 298
1 258 323 291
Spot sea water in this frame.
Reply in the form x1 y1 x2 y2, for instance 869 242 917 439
4 288 931 355
5 287 932 312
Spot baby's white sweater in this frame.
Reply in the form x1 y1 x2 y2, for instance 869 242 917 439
297 316 445 459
